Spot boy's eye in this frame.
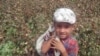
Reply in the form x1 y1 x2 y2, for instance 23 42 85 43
56 24 71 28
65 24 72 28
56 24 62 28
65 25 69 28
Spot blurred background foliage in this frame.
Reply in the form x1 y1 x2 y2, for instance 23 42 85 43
0 0 100 56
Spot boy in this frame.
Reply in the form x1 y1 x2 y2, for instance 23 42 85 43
36 8 79 56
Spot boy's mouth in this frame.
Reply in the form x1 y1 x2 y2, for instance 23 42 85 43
59 34 67 38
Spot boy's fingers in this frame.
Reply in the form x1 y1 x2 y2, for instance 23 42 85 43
53 39 59 43
50 47 56 49
51 42 56 46
50 38 55 41
47 38 54 44
52 40 57 44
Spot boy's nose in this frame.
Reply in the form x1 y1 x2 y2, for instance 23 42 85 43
60 28 66 33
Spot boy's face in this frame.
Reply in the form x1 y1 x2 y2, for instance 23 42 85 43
54 22 74 39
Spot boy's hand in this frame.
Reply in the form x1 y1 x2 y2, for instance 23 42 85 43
51 39 67 54
41 35 55 54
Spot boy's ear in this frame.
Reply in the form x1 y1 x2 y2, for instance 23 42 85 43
71 24 75 31
71 26 75 31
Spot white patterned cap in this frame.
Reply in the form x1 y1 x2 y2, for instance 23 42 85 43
53 8 76 24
